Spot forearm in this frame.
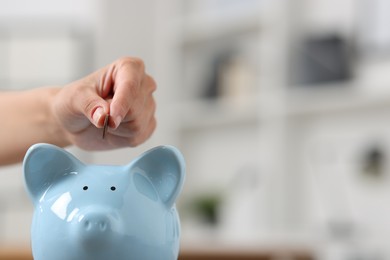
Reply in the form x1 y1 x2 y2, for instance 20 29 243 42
0 57 157 165
0 87 70 165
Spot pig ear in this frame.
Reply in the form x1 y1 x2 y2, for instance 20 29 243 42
23 143 83 203
130 146 185 208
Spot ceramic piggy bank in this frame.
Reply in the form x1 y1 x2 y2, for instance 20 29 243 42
23 143 185 260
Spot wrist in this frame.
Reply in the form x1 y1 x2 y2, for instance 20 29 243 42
45 87 72 147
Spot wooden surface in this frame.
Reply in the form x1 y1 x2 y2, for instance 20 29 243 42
179 248 313 260
179 252 313 260
0 248 32 260
0 247 313 260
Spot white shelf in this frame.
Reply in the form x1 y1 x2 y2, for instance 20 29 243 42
179 7 262 45
173 81 390 132
175 95 259 131
286 83 390 119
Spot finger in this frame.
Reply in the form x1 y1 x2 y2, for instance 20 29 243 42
132 115 157 146
126 116 157 147
109 58 145 128
111 75 156 128
142 74 157 95
108 96 156 138
120 88 155 123
97 113 156 148
98 64 116 98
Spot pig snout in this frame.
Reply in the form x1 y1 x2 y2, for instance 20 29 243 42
73 209 119 249
81 212 110 234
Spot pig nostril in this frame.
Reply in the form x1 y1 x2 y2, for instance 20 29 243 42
82 218 109 232
83 186 88 191
99 222 107 231
84 220 91 230
110 186 116 191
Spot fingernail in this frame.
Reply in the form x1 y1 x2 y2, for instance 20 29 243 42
93 107 104 125
113 115 122 129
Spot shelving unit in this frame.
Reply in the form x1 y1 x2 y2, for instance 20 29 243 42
156 0 390 258
156 0 299 250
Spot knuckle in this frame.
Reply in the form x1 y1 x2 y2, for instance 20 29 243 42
150 117 157 133
117 56 145 71
151 98 157 112
149 100 156 119
146 75 157 93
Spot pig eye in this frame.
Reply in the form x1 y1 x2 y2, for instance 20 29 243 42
83 186 88 191
110 186 116 191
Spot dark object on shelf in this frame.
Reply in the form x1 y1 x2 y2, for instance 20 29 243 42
361 145 386 179
293 34 352 86
189 193 222 225
203 51 234 99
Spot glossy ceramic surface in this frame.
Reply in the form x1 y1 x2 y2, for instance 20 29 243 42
23 143 185 260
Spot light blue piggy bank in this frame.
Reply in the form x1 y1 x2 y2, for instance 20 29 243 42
23 143 185 260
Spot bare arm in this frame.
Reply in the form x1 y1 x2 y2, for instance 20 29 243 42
0 87 69 165
0 57 157 166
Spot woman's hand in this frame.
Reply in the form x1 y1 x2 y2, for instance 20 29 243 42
52 57 157 150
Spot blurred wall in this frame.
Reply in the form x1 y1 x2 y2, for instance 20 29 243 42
2 1 390 260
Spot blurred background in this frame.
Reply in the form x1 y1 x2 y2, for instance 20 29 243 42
1 0 390 259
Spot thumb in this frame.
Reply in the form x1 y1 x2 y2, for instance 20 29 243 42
83 96 110 128
91 105 109 128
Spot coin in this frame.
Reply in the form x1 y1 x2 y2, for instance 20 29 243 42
102 114 109 139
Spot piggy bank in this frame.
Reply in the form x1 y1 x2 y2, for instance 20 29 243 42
23 143 185 260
